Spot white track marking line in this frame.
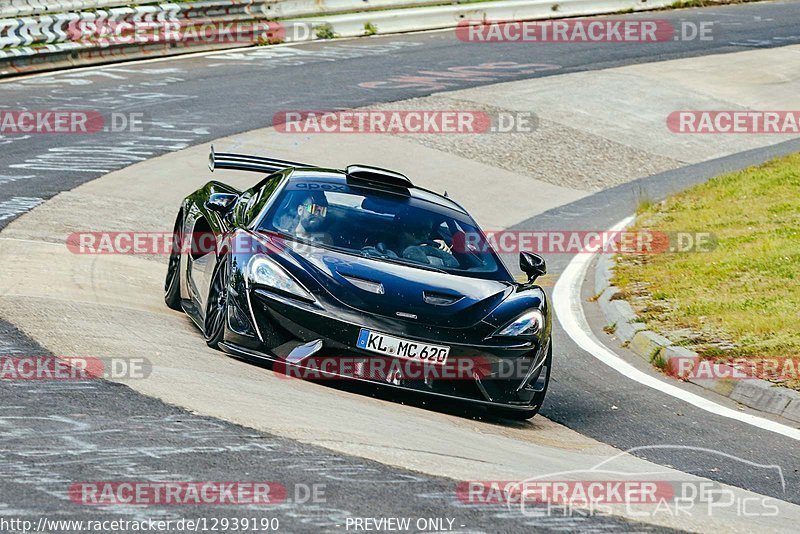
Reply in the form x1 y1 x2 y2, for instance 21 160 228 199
0 197 43 222
553 216 800 441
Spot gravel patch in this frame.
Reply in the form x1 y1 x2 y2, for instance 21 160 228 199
373 95 682 191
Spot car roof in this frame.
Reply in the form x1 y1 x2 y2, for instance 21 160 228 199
284 168 469 215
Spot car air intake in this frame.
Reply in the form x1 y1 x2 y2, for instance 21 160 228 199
423 291 464 306
341 274 385 295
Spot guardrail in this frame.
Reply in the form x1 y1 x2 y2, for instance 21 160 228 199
0 0 675 77
304 0 676 38
0 1 135 19
0 0 455 19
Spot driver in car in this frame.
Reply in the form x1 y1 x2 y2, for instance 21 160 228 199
277 192 334 246
398 217 458 269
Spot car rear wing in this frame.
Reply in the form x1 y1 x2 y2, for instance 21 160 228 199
207 146 415 189
208 145 310 174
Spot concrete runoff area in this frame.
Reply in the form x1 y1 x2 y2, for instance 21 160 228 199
0 44 799 531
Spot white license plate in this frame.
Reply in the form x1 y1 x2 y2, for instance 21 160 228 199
356 328 450 365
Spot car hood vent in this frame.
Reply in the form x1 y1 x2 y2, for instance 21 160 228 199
287 245 510 328
340 274 385 295
423 291 464 306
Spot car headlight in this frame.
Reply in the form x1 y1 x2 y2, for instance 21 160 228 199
495 309 544 337
247 255 313 301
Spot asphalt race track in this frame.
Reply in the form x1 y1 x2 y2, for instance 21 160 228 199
1 1 799 531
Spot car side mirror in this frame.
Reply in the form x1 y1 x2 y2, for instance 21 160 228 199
205 193 238 214
520 252 546 283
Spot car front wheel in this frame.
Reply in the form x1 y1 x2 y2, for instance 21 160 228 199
204 257 229 349
164 212 183 311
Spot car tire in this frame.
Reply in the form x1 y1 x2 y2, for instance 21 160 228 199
164 212 183 311
490 340 552 421
204 257 229 349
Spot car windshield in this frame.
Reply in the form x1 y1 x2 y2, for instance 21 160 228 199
258 180 508 280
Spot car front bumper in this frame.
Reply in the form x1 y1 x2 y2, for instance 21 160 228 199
222 288 550 410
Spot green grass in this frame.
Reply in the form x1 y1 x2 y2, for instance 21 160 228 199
671 0 710 7
668 0 764 8
315 23 336 40
651 348 669 373
613 153 800 387
363 22 378 37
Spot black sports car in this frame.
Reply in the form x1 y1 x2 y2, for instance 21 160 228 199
165 147 552 420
